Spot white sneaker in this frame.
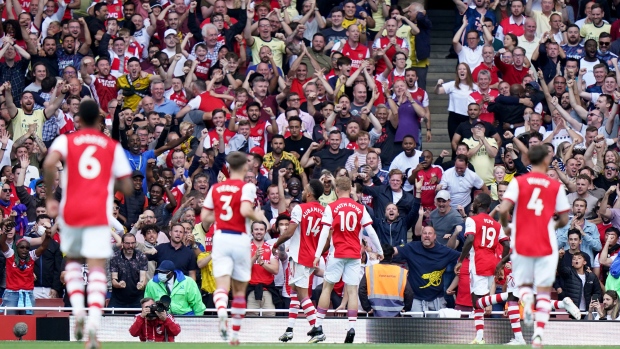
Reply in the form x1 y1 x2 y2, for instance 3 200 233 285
522 293 535 327
506 338 527 345
562 297 581 320
531 334 543 349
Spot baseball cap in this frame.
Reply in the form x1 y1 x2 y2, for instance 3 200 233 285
132 170 145 179
472 121 486 128
525 81 540 91
435 190 451 201
250 146 265 159
164 29 177 38
155 260 175 273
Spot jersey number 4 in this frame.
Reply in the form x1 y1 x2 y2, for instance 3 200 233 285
527 187 544 216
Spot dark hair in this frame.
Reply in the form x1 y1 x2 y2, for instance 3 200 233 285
246 101 261 111
122 233 136 243
474 193 492 211
251 221 267 231
606 226 620 237
141 224 160 235
287 116 302 125
567 228 581 240
455 154 469 164
271 134 285 142
572 251 587 260
307 179 324 200
528 144 549 165
78 100 102 126
94 2 107 14
36 214 51 223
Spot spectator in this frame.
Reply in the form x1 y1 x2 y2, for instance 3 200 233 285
462 122 499 186
557 252 602 315
149 224 198 280
567 177 600 218
29 215 62 300
580 4 610 42
452 18 486 69
362 169 414 220
109 233 148 309
359 243 414 316
408 150 444 211
435 63 478 143
143 260 205 315
129 297 182 342
393 226 460 317
556 199 602 263
587 290 619 320
247 221 279 316
428 190 465 245
438 155 489 210
372 179 422 247
495 0 526 40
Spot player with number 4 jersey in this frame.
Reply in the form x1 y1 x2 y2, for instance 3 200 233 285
310 177 383 344
201 151 267 346
498 145 570 349
43 100 134 349
272 179 326 343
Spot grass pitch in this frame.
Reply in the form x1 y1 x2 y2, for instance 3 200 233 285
0 343 613 349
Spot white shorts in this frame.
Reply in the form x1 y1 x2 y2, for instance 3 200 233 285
211 231 252 282
288 260 314 289
324 257 361 286
470 273 494 296
511 252 558 288
60 224 113 259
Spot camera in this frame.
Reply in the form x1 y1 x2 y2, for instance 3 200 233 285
146 295 171 319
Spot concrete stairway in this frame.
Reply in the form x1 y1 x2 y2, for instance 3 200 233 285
422 9 457 158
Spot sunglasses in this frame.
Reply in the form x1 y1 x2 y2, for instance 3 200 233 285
605 166 618 171
599 42 611 46
2 188 11 192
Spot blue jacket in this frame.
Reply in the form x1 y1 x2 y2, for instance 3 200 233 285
413 12 432 62
373 197 421 247
556 221 602 263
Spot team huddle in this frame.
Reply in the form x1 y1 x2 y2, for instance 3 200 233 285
51 99 571 348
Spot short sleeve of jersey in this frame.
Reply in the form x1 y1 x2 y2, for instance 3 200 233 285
555 186 570 213
113 143 133 179
361 206 373 227
290 204 302 225
503 178 520 204
204 188 214 210
187 96 202 110
321 206 334 227
464 217 476 236
48 134 68 158
498 226 509 241
421 91 429 108
241 183 257 203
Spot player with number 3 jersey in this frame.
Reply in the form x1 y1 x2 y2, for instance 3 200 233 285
43 100 134 349
201 151 267 346
272 180 326 342
499 145 570 348
310 177 383 344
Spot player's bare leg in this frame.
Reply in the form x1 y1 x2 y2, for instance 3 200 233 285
531 286 552 349
64 258 87 341
344 284 358 343
505 293 525 345
309 281 334 343
229 279 248 346
85 258 107 349
214 276 232 341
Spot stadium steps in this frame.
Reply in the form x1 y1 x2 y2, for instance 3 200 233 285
422 9 457 157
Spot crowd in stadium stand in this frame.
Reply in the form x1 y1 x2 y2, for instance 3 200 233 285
0 0 619 323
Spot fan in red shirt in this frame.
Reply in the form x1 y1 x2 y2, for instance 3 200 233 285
311 176 383 343
272 179 325 342
333 25 370 73
495 1 526 39
455 193 510 344
204 109 236 148
372 18 410 75
43 100 134 348
494 47 529 86
498 145 571 348
412 150 444 210
129 298 181 342
228 102 279 153
471 45 501 87
201 151 266 345
0 228 53 315
467 70 500 124
247 222 279 313
84 56 119 112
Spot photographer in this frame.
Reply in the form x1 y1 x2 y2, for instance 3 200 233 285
129 297 181 342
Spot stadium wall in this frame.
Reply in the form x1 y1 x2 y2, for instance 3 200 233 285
62 316 616 345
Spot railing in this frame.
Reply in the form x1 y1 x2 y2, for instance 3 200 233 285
0 306 584 317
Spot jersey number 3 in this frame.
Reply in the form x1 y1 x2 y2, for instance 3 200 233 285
219 195 233 221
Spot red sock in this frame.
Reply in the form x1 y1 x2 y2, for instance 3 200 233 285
301 297 317 326
231 296 246 334
477 292 508 308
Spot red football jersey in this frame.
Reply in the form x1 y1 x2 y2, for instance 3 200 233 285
206 128 236 147
503 172 570 256
249 120 270 152
250 241 276 285
340 42 370 72
321 197 373 259
203 179 256 234
4 250 38 291
90 74 118 113
372 36 408 75
289 202 325 267
465 213 509 276
49 129 132 226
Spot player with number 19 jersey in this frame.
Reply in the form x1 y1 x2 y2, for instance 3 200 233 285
502 172 570 257
465 213 509 277
289 201 325 268
203 179 257 234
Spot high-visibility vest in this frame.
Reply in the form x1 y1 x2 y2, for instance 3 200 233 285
366 263 408 317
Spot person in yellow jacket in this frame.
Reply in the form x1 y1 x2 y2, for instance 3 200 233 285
359 243 414 316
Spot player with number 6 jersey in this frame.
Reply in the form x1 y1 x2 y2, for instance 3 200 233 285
43 100 134 349
201 151 267 346
311 177 383 344
272 180 326 343
498 145 570 348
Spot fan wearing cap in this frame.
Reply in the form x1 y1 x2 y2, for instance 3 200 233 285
160 28 188 77
0 222 53 315
427 190 465 246
144 260 205 315
461 121 498 186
